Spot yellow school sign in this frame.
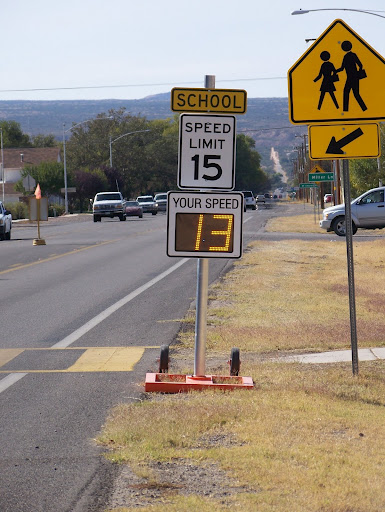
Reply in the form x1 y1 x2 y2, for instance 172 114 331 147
288 19 385 124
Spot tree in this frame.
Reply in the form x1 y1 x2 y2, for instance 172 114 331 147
235 134 269 192
0 120 32 147
32 134 58 147
349 125 385 196
15 161 64 196
73 167 108 212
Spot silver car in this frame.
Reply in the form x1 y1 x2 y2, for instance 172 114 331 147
154 193 167 212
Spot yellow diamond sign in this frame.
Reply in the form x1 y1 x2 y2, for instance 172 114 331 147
288 19 385 124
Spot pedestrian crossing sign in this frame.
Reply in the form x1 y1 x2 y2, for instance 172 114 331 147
288 19 385 124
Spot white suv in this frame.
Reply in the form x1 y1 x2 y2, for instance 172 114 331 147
0 202 12 240
242 191 257 210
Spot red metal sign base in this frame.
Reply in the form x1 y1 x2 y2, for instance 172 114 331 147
144 373 254 393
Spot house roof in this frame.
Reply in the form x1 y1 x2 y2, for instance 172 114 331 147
2 147 61 169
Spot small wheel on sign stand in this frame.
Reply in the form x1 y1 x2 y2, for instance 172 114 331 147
229 347 240 376
159 345 169 373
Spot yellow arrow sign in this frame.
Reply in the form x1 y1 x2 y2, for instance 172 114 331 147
308 123 380 160
288 19 385 124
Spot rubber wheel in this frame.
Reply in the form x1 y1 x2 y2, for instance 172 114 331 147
119 214 126 221
332 217 357 236
159 345 169 373
93 215 100 222
230 347 240 376
5 229 11 240
152 211 157 215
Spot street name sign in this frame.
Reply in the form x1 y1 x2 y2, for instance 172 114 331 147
171 88 247 114
308 172 334 182
167 191 243 258
308 123 380 160
299 183 317 188
178 113 236 190
288 19 385 124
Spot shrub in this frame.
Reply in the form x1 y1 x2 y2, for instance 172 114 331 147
48 203 65 217
5 202 28 220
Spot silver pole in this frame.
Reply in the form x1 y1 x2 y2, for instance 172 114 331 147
342 159 359 375
109 135 113 167
1 128 4 204
194 74 215 377
62 124 68 214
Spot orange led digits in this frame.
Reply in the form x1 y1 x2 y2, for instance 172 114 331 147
209 215 233 251
195 214 204 250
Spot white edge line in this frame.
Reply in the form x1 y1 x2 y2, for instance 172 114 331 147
0 373 28 394
52 258 189 348
0 258 189 394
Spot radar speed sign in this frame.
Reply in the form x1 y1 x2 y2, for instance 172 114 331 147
167 191 243 258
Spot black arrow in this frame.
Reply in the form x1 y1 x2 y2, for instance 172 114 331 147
326 128 364 154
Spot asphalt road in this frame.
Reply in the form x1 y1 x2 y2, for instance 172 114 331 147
0 207 273 512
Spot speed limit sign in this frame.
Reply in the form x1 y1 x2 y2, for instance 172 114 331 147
177 114 236 190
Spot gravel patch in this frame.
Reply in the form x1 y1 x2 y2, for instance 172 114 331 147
106 458 255 509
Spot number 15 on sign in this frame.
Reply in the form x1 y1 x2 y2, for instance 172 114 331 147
177 114 236 190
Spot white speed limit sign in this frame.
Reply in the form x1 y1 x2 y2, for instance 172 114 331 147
177 114 236 190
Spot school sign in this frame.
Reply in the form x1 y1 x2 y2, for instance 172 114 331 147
288 19 385 124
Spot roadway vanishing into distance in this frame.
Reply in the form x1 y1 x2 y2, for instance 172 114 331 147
0 206 281 511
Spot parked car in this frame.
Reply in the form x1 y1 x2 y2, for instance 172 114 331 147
93 192 126 222
256 194 265 203
0 201 12 240
320 186 385 236
324 193 333 204
136 195 158 215
154 193 167 212
125 200 143 218
242 191 257 210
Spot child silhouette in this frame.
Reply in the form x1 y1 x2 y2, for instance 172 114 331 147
314 51 339 110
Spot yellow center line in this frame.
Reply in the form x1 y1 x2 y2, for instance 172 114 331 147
0 239 119 275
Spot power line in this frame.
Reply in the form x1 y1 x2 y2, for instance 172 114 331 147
0 76 287 94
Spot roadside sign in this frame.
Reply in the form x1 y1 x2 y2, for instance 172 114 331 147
178 114 236 190
309 172 334 182
171 88 247 114
167 191 243 258
308 123 380 159
311 164 325 174
288 19 385 124
299 183 318 188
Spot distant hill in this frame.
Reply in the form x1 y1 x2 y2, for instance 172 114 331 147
0 95 306 176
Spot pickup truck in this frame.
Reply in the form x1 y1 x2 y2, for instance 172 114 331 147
93 192 126 222
320 186 385 236
0 201 12 240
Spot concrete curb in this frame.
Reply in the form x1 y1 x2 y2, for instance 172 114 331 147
279 347 385 364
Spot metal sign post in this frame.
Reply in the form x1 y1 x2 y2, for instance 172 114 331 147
342 160 359 375
194 74 214 377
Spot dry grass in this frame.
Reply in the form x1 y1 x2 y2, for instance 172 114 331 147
99 363 385 511
99 212 385 511
176 238 385 355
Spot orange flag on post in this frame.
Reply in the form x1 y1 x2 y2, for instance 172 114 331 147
35 183 42 199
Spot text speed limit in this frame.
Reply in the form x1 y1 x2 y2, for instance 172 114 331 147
177 114 236 190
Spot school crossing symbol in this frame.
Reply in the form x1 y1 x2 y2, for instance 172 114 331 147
288 19 385 124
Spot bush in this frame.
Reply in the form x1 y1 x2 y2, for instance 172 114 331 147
48 203 65 217
5 202 28 220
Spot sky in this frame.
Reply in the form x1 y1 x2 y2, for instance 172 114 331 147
2 0 385 101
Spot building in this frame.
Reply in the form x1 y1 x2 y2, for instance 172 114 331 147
0 147 61 203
